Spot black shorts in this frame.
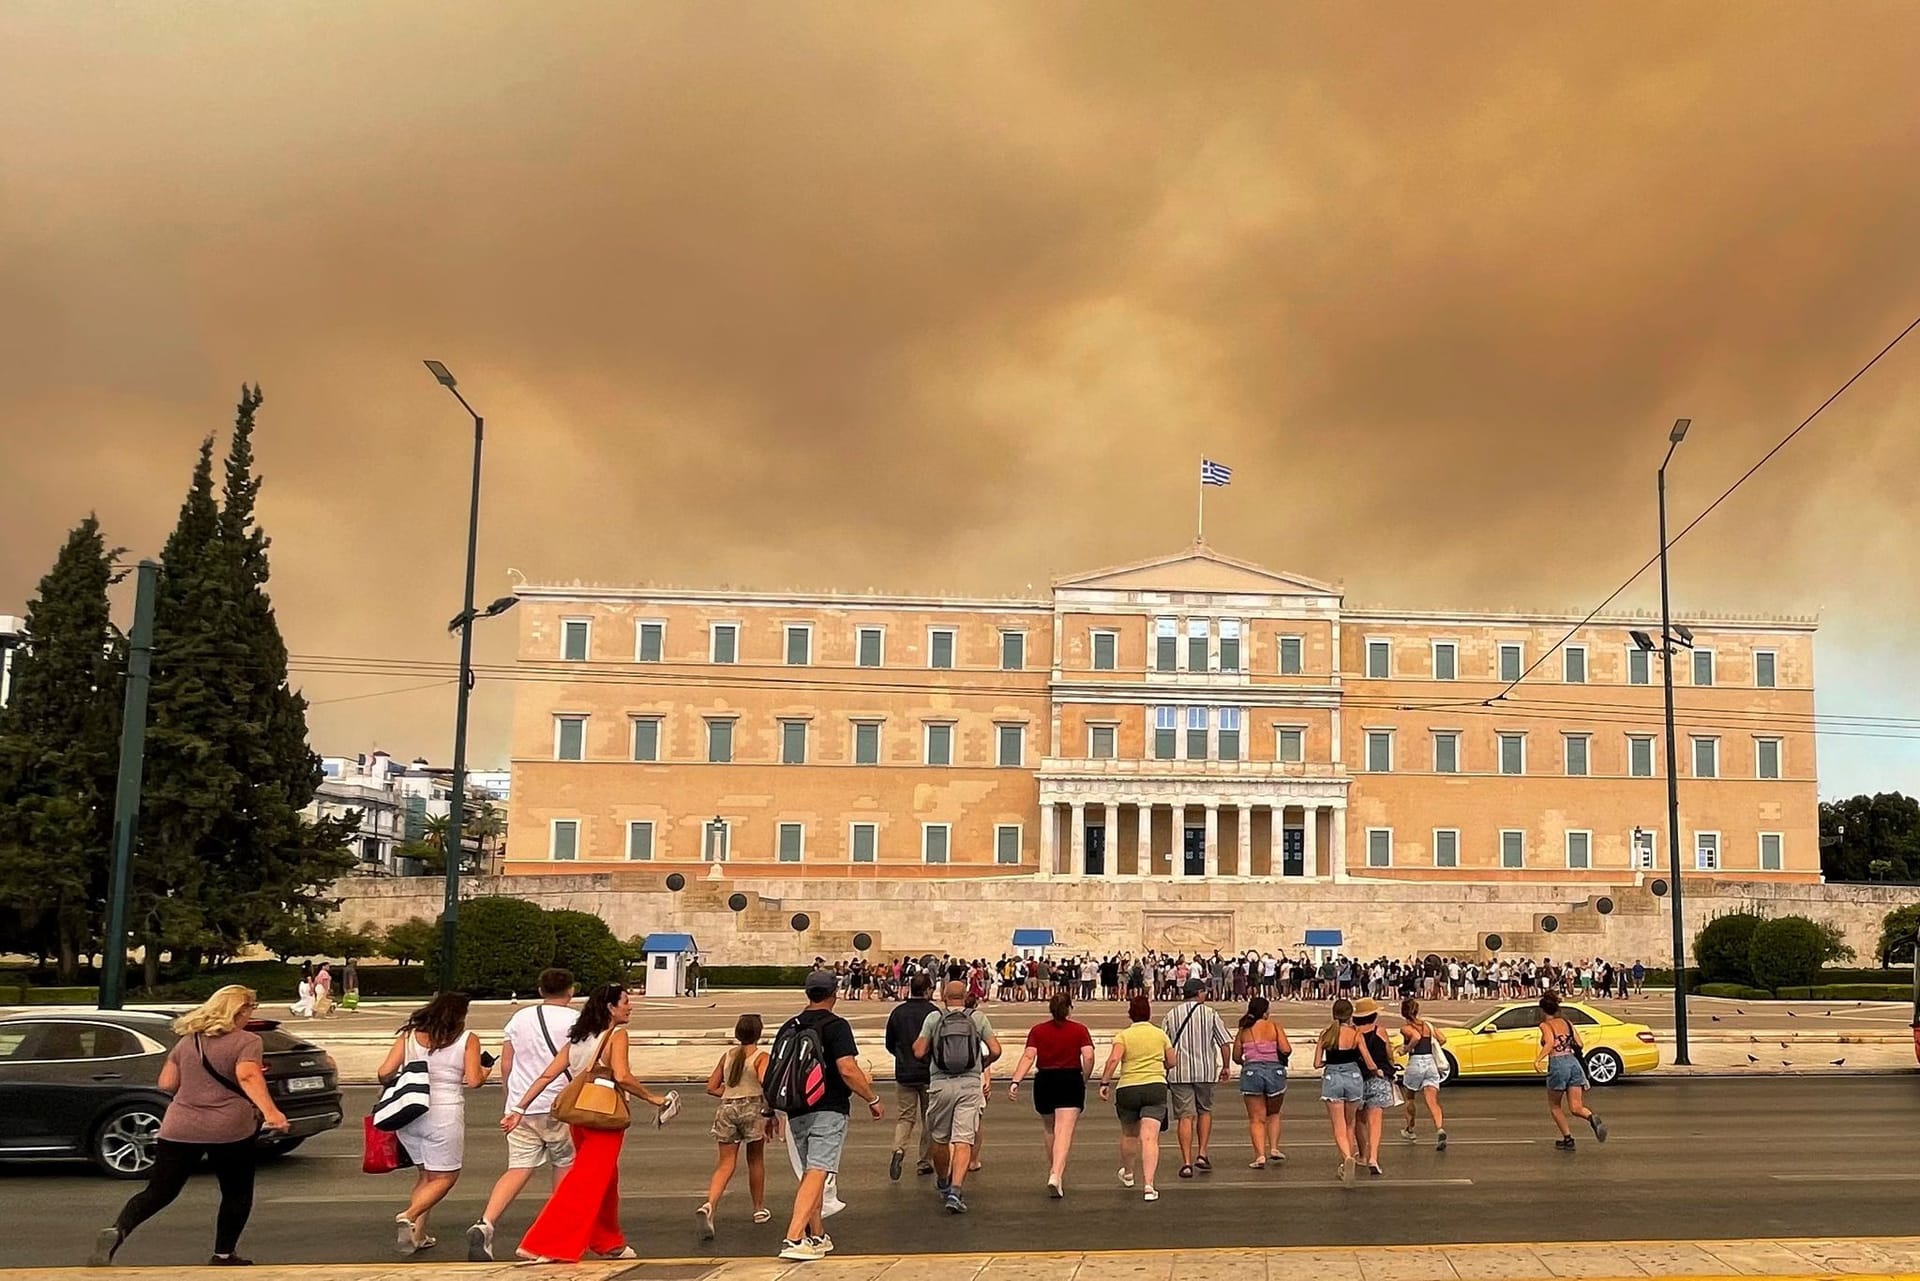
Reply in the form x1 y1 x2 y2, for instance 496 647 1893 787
1032 1068 1086 1115
1114 1082 1169 1128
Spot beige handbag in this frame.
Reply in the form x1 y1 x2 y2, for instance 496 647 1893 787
551 1029 632 1131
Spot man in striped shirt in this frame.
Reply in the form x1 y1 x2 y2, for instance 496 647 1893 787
1162 978 1233 1177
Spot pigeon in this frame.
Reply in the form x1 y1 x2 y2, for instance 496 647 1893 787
1831 1058 1846 1066
1735 1009 1745 1015
1710 1015 1720 1022
1782 1060 1791 1067
1786 1011 1797 1018
1780 1042 1789 1049
1747 1054 1759 1063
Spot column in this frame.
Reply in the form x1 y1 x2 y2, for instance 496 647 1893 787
1135 803 1152 878
1269 804 1283 880
1236 803 1252 879
1101 802 1118 880
1328 804 1347 882
1069 801 1087 879
1302 803 1318 879
1037 802 1056 880
1203 802 1220 879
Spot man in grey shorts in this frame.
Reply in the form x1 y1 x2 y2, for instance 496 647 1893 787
1163 977 1232 1177
911 981 1001 1215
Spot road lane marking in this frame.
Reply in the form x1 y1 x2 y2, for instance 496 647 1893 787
1772 1173 1920 1182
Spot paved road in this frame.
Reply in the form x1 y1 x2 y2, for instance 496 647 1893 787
4 1077 1917 1268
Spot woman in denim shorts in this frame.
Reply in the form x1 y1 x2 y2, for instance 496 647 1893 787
1534 993 1608 1151
1398 998 1449 1151
1232 996 1291 1168
1351 999 1395 1176
1314 998 1377 1186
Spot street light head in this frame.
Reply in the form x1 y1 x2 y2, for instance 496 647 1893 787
481 595 520 619
1669 417 1691 443
423 360 458 388
1629 629 1656 652
1673 624 1695 647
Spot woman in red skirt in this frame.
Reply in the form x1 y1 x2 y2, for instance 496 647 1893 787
506 984 679 1263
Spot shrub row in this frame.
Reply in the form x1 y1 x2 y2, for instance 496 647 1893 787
424 898 627 998
700 965 813 989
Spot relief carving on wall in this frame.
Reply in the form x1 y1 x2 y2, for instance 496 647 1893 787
1142 911 1237 954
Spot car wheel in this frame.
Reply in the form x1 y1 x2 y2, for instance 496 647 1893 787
93 1103 163 1178
1441 1051 1460 1083
260 1137 307 1158
1583 1047 1624 1086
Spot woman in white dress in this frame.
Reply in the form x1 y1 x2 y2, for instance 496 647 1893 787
290 979 314 1019
376 993 489 1254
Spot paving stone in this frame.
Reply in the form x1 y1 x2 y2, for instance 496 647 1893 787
1532 1245 1652 1278
1359 1248 1461 1281
1616 1245 1733 1276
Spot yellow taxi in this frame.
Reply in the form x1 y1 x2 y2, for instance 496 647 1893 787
1395 1002 1660 1085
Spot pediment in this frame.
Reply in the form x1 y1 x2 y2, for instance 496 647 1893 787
1054 546 1339 597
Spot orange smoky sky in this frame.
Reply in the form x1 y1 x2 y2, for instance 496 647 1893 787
2 2 1917 795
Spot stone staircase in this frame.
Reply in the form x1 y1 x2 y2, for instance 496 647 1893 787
669 877 884 959
1495 885 1661 957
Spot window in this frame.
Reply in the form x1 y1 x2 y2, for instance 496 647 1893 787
1500 830 1525 869
706 719 734 764
632 717 661 762
12 1022 142 1061
777 822 805 863
1632 828 1657 870
1089 725 1117 759
551 819 579 861
1154 618 1178 672
1000 630 1025 671
1218 707 1241 762
1185 706 1208 759
1187 618 1210 671
1564 734 1590 777
1695 831 1720 871
780 720 808 765
1092 630 1117 672
1432 641 1457 681
1692 649 1715 687
850 822 878 864
1756 737 1782 780
1628 735 1654 777
995 824 1022 866
1498 642 1523 682
1627 646 1650 686
554 715 586 761
710 623 738 664
925 722 953 766
1365 729 1393 773
785 625 811 666
1219 620 1242 673
561 618 590 662
1276 727 1304 763
1434 829 1459 868
929 629 955 670
1564 646 1587 684
853 721 881 766
923 823 951 865
1491 1006 1546 1031
1279 635 1304 675
857 627 884 668
1755 650 1777 688
1692 736 1719 779
1759 832 1783 872
996 724 1025 768
1498 733 1526 775
636 621 664 663
1153 707 1177 760
1365 638 1391 679
1366 828 1392 868
1566 830 1592 870
1432 731 1459 774
626 821 654 861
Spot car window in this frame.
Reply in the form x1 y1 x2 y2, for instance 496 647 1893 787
0 1025 38 1061
255 1029 312 1054
1564 1008 1598 1026
24 1022 145 1060
1491 1007 1544 1031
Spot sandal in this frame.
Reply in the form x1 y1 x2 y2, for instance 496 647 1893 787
1178 1164 1194 1179
1248 1159 1267 1170
1194 1155 1212 1172
753 1208 772 1225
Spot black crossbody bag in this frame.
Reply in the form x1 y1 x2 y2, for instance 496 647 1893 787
194 1034 267 1136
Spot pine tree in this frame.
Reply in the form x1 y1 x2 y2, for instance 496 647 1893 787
0 517 124 979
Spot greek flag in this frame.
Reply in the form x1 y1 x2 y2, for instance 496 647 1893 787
1201 458 1233 487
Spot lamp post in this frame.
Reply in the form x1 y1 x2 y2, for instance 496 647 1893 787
1657 417 1692 1065
422 360 517 991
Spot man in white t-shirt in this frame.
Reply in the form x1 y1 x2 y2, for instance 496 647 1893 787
467 968 577 1261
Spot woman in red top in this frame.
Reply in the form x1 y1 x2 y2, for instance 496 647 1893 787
1006 991 1095 1198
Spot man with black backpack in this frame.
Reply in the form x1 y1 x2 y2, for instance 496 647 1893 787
911 980 1001 1214
767 971 883 1262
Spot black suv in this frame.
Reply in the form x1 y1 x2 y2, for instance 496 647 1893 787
0 1010 343 1177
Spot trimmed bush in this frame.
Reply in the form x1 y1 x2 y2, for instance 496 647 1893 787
548 910 626 991
24 985 99 1004
701 965 812 989
1696 982 1773 1000
1695 912 1765 986
353 965 438 999
0 985 22 1005
1748 916 1834 991
430 897 557 999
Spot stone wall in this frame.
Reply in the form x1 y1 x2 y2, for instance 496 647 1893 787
328 873 1916 965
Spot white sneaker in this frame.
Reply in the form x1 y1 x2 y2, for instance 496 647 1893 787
779 1238 827 1261
1118 1167 1135 1189
466 1221 494 1262
813 1234 835 1254
656 1091 682 1126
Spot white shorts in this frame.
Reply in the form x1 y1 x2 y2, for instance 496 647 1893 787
506 1113 576 1170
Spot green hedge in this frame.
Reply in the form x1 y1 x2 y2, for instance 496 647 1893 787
1777 983 1914 1001
354 965 438 998
24 986 99 1004
1696 982 1774 1000
701 965 812 989
0 985 22 1005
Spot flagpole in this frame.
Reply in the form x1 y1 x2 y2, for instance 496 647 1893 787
1196 458 1205 544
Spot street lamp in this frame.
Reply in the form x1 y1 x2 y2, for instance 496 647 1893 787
1656 417 1691 1063
421 359 508 991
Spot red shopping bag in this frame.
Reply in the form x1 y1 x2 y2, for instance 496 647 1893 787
362 1114 413 1174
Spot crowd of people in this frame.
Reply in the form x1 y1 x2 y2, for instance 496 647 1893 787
91 961 1618 1268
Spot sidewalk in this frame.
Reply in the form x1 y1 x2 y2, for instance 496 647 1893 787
11 1237 1920 1280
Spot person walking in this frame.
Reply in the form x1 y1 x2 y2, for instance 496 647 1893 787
1007 990 1094 1198
696 1014 773 1240
380 992 491 1254
884 973 939 1181
467 968 577 1262
771 971 884 1262
1535 993 1608 1150
1314 997 1378 1186
1163 977 1232 1180
1398 997 1448 1150
1098 995 1176 1203
313 963 335 1018
511 983 678 1263
89 987 288 1267
1352 997 1394 1176
911 979 1001 1214
1232 995 1290 1168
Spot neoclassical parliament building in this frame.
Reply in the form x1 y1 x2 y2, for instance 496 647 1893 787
505 546 1819 888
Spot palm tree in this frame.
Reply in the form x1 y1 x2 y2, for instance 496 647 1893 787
422 813 451 852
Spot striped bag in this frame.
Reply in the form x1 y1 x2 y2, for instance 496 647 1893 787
371 1036 430 1132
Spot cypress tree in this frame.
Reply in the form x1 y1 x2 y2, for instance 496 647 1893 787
0 517 124 979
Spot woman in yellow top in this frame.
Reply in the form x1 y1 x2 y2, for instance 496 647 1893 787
1096 996 1177 1202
